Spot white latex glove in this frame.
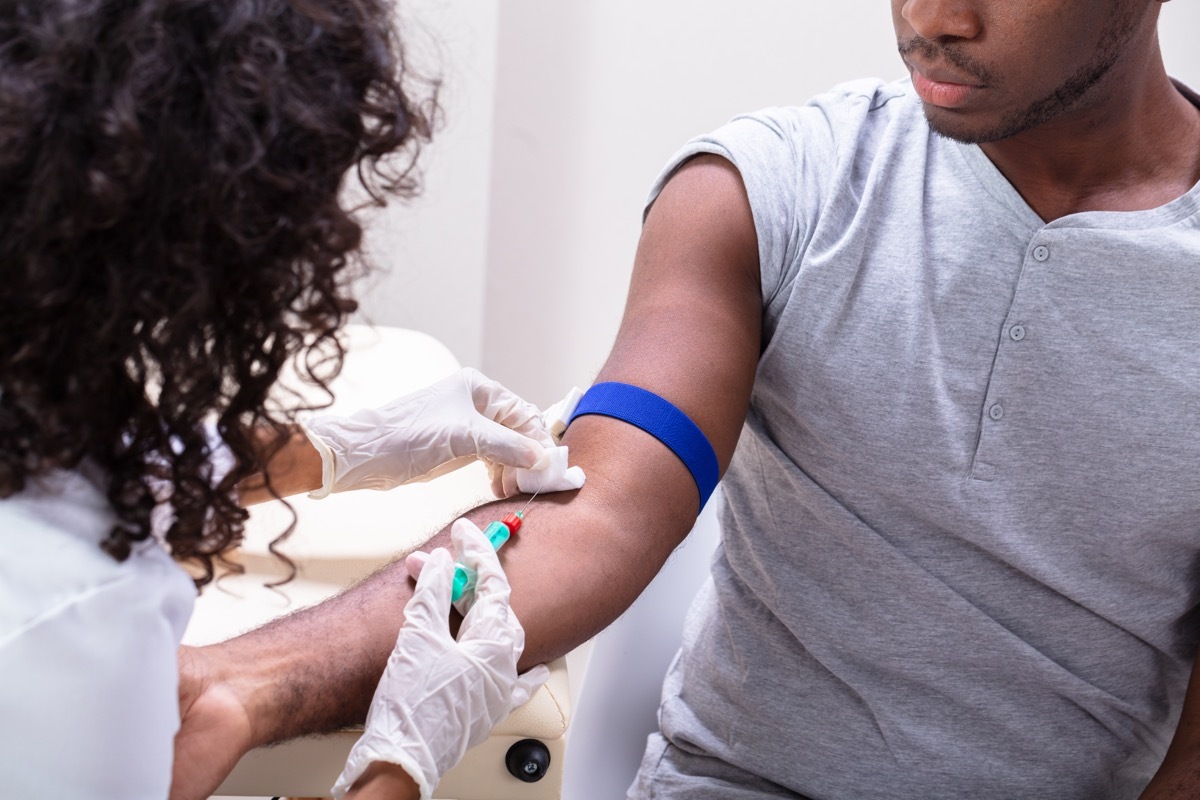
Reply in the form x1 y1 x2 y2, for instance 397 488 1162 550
489 445 586 501
303 367 555 499
487 386 587 498
331 518 550 800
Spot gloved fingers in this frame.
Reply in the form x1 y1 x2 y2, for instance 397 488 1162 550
404 550 430 582
401 547 455 634
539 386 585 443
461 367 556 447
452 518 520 641
450 518 503 577
509 664 551 712
487 461 506 499
459 593 523 656
487 461 522 499
470 418 550 470
511 446 587 495
446 517 503 613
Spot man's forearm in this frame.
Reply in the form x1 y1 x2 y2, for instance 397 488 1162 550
195 551 417 745
198 411 701 747
492 415 702 671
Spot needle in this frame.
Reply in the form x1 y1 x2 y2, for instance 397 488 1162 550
517 488 541 517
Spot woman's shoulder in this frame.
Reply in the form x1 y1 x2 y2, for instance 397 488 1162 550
0 470 196 796
0 468 195 646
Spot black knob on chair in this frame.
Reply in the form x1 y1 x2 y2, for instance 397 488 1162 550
505 738 551 783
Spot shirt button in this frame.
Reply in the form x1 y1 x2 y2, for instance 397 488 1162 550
989 404 1005 421
1033 245 1049 262
1009 325 1026 341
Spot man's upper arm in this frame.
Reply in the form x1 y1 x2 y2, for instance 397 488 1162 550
493 153 763 667
598 152 762 460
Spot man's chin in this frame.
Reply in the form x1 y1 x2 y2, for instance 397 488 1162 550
921 105 1028 146
921 106 1000 145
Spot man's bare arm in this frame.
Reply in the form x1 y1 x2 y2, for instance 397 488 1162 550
501 153 762 667
1138 645 1200 798
170 154 761 798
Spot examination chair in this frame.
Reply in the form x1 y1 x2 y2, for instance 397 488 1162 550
184 324 585 800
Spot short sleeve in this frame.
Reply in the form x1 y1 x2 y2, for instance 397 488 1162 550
644 105 838 311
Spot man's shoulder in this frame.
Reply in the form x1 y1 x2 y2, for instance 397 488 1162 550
1172 78 1200 109
647 77 930 227
752 76 914 124
804 76 919 142
726 77 922 162
815 76 914 111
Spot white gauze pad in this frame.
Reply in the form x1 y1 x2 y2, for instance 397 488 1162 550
515 445 586 494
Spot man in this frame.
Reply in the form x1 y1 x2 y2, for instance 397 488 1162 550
172 0 1200 797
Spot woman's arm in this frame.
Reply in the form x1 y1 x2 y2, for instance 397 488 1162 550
233 367 558 505
344 762 420 800
234 424 324 505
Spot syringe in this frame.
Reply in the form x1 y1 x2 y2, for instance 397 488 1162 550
450 491 539 603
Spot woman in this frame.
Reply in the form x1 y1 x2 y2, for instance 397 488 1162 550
0 1 551 797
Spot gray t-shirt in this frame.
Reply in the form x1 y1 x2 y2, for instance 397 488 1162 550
645 78 1200 799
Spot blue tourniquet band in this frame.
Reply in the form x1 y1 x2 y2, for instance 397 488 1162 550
567 382 719 511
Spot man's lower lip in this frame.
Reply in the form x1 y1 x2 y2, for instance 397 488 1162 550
911 69 979 109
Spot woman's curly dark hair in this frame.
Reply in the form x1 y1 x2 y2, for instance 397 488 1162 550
0 0 436 585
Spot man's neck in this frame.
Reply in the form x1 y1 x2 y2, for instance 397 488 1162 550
979 59 1200 222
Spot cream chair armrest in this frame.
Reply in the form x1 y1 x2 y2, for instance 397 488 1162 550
213 657 573 800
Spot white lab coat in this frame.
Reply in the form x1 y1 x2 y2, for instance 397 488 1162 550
0 466 196 798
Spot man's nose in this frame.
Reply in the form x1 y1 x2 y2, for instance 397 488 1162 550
900 0 983 41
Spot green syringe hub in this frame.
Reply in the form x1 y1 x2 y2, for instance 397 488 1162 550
450 512 524 602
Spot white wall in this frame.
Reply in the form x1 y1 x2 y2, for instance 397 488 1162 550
1160 3 1200 82
352 0 500 368
353 1 1200 399
481 2 901 406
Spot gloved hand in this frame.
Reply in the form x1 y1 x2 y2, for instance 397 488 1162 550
487 386 587 498
330 518 550 800
303 367 555 499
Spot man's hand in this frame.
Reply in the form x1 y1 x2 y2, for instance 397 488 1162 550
170 645 254 800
